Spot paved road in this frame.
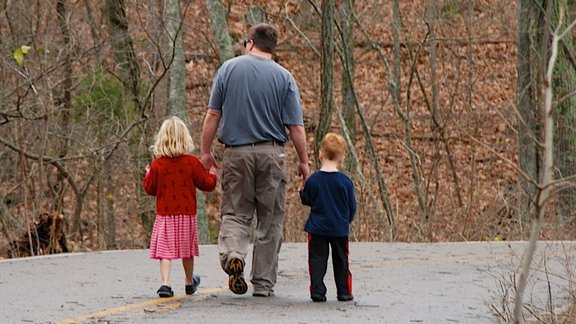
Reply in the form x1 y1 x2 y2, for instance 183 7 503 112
1 241 574 323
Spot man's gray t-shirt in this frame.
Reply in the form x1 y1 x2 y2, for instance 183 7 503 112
208 54 303 146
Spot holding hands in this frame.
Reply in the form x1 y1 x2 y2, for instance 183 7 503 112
201 152 217 173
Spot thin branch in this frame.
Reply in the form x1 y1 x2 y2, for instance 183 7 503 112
557 18 576 40
283 3 320 57
554 89 576 108
0 136 80 196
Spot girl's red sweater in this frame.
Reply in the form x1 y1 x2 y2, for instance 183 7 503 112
143 154 217 215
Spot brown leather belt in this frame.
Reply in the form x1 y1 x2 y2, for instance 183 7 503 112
224 140 284 148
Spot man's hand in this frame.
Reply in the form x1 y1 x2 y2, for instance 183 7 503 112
287 124 310 186
200 153 217 170
200 109 221 170
298 161 309 185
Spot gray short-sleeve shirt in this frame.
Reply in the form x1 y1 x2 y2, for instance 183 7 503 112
208 54 303 146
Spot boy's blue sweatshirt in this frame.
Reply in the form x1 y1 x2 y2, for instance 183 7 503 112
300 171 356 237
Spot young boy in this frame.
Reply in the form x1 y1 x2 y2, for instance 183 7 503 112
299 132 357 302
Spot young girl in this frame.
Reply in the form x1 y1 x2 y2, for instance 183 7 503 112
144 116 217 298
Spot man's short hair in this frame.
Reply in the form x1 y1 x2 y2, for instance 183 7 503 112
247 23 278 54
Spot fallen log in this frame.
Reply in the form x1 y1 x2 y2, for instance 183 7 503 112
3 212 69 258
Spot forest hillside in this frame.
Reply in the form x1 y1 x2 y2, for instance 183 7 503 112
0 0 573 258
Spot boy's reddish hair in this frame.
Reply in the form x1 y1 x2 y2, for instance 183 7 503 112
321 132 346 161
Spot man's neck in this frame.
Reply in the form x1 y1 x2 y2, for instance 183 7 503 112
249 48 272 60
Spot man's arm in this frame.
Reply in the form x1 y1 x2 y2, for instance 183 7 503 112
287 124 309 184
200 109 221 169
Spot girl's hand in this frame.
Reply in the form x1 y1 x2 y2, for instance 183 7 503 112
145 164 150 173
200 153 217 170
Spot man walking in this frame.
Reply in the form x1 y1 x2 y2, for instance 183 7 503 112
200 23 309 297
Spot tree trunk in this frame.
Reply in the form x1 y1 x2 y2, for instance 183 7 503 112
315 0 335 168
245 5 266 25
164 0 210 244
339 0 356 173
513 14 575 322
83 0 101 59
56 0 73 226
105 157 116 248
462 0 480 235
552 0 576 223
393 0 431 237
104 0 143 241
104 0 141 106
352 10 397 237
137 0 169 238
206 0 234 64
164 0 186 116
516 0 543 224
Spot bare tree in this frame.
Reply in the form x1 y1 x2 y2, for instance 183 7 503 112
165 0 187 116
551 0 576 224
163 0 211 244
315 0 335 168
513 11 576 324
338 0 356 173
55 0 72 215
392 0 432 238
245 4 266 25
516 0 543 224
104 0 141 107
101 0 143 244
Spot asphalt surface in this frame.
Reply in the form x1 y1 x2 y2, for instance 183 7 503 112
1 241 575 323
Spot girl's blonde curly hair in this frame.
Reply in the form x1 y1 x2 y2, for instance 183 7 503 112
151 116 195 158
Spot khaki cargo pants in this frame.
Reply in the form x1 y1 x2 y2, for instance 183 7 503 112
218 143 286 293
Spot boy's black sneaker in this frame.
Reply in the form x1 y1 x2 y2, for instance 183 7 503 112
311 293 327 302
157 285 174 298
337 294 354 301
227 258 248 295
185 275 201 295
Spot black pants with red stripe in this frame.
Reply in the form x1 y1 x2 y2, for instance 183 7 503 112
307 233 352 297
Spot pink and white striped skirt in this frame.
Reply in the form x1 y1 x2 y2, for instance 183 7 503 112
149 214 199 259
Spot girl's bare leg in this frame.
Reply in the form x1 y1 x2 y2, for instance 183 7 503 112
160 259 171 285
182 258 194 285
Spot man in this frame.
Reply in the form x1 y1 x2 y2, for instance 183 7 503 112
200 23 309 297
